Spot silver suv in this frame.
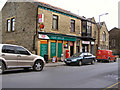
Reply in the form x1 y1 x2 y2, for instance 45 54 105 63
0 44 45 73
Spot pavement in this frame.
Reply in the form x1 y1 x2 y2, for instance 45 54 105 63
45 61 65 67
45 58 120 67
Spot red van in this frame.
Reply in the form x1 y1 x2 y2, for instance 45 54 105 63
97 50 116 62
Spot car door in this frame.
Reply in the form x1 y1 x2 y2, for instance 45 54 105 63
15 46 35 66
82 53 88 63
87 53 93 63
1 45 18 67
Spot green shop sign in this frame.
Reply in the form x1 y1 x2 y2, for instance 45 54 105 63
48 35 76 41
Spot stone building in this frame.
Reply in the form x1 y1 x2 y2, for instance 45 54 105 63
90 18 109 55
109 27 120 56
98 22 109 50
1 1 96 61
0 11 2 44
88 17 98 55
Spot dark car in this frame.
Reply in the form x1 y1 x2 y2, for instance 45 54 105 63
64 52 96 66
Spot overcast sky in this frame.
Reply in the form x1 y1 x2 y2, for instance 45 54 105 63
0 0 119 30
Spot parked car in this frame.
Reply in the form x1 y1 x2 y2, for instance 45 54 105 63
97 50 116 62
64 52 96 66
0 44 45 74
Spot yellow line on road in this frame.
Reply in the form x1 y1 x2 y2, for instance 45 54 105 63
105 81 120 89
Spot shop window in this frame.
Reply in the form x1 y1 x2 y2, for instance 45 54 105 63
11 18 15 31
64 41 68 48
7 19 11 32
52 15 58 30
70 19 75 32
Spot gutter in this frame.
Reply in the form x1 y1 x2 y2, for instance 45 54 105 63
33 5 38 54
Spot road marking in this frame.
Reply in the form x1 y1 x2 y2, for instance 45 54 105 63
105 81 120 89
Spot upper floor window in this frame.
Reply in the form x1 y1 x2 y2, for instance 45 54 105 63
11 18 15 31
81 20 87 36
7 18 15 32
7 19 11 32
52 15 58 30
87 22 92 37
102 31 106 41
112 39 115 47
70 19 75 32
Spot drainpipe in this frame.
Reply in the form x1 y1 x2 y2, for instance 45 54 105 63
33 5 38 54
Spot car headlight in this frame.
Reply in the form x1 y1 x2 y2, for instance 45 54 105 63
72 59 77 61
64 59 67 61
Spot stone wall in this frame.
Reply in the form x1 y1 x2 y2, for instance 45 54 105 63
99 22 109 50
0 11 2 44
2 2 37 51
109 28 120 56
38 8 81 37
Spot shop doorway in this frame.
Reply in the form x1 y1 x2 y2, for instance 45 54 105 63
40 40 48 57
70 41 74 56
91 45 94 54
82 44 89 52
50 40 56 58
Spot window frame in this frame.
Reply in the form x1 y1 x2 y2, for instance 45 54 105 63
70 19 75 32
15 46 31 55
11 18 15 32
102 31 106 41
2 45 15 54
52 15 58 30
7 19 11 32
87 22 92 37
81 20 87 36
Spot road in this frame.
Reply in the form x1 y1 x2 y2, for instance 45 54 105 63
1 59 119 89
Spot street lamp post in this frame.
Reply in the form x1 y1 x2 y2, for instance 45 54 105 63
97 13 108 50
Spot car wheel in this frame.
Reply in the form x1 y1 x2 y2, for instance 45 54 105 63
91 60 95 65
33 60 43 71
97 60 100 62
78 61 82 66
114 58 116 62
108 58 110 63
0 62 5 74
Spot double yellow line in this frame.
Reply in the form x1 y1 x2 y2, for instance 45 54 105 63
104 81 120 89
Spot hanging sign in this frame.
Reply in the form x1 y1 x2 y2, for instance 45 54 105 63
38 34 49 39
38 14 44 23
82 41 90 44
91 42 95 45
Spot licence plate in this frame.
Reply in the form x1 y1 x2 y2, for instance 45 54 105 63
67 61 71 63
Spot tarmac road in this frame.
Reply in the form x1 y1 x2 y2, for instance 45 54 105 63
1 59 119 89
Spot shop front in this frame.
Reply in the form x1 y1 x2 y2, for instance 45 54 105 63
82 41 90 52
38 33 76 61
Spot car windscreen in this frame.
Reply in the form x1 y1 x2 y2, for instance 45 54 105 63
72 53 82 57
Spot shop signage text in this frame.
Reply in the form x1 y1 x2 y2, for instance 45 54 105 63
82 41 90 44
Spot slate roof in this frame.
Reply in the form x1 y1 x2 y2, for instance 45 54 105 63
33 1 93 22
